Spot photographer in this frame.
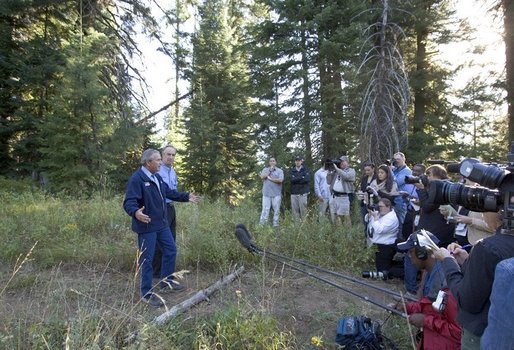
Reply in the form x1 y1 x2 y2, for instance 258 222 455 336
434 232 514 349
439 179 500 246
416 165 455 248
359 162 377 227
366 164 400 214
365 198 401 277
390 232 461 350
404 165 455 296
327 156 355 225
401 164 425 240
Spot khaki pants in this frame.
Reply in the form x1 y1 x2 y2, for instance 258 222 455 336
291 194 308 220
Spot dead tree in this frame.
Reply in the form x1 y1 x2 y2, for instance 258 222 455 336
358 0 410 165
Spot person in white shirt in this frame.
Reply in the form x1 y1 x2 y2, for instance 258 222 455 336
314 160 331 221
366 198 399 276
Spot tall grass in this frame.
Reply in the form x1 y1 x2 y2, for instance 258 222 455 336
0 181 411 349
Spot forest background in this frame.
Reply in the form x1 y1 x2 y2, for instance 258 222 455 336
1 0 513 203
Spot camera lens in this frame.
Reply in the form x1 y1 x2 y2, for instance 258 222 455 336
460 160 506 189
429 180 500 212
362 271 387 280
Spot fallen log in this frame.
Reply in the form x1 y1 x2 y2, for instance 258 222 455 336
125 265 245 344
154 265 245 325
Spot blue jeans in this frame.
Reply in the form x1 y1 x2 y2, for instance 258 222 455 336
137 227 176 296
403 253 418 294
394 197 407 224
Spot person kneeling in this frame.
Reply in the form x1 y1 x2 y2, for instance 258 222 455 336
390 231 461 350
365 198 400 278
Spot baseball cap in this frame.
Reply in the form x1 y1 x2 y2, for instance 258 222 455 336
294 155 304 161
397 230 440 251
339 155 349 162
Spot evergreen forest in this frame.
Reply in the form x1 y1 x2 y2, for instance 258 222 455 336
1 0 513 202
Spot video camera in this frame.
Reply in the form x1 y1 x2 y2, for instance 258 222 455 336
429 143 514 230
324 158 341 170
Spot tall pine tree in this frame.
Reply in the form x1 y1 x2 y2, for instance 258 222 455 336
182 0 256 204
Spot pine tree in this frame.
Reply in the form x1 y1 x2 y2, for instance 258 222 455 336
182 0 257 204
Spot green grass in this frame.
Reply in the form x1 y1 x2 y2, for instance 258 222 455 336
0 182 412 349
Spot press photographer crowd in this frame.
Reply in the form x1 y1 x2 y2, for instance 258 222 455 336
254 148 514 350
125 146 514 350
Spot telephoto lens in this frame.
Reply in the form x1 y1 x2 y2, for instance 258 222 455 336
361 271 388 280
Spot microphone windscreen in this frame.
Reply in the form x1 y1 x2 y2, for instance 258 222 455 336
446 162 461 173
235 224 254 251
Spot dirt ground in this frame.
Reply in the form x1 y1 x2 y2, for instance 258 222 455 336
0 261 410 349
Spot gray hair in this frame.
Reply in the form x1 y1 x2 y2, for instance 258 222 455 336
140 149 159 165
161 144 177 154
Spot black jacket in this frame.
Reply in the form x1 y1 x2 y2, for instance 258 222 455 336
442 232 514 336
416 187 455 247
290 166 310 195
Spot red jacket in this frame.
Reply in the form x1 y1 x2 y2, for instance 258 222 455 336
405 289 461 350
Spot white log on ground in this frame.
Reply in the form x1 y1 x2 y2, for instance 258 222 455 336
153 265 245 325
125 265 246 344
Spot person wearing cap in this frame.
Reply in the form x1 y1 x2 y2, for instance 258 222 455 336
259 157 284 227
391 231 461 350
290 155 310 220
326 155 356 225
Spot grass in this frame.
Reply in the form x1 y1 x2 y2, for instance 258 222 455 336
0 181 412 349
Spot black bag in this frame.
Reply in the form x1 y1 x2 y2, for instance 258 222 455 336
335 316 394 349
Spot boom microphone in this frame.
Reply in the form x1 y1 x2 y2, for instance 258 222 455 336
235 223 257 252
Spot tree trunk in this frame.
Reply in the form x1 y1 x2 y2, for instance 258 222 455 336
413 29 427 135
300 26 312 163
504 0 514 143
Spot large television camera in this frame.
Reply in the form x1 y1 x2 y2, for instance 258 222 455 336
429 143 514 231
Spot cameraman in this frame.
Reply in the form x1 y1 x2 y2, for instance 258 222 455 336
434 230 514 349
327 156 355 225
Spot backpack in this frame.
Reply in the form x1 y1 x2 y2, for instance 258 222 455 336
335 316 396 349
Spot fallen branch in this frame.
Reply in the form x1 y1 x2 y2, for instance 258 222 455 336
154 265 245 324
125 265 245 344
